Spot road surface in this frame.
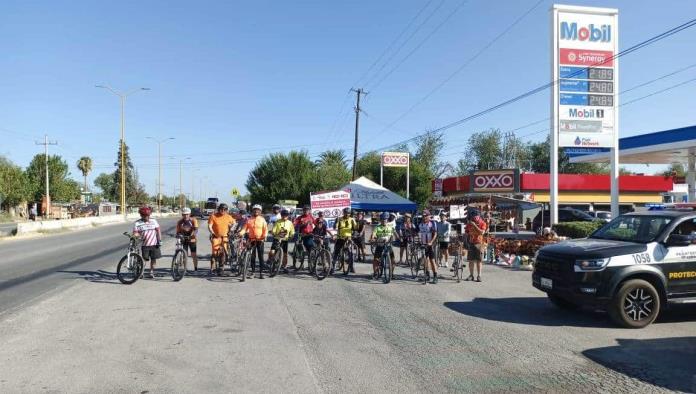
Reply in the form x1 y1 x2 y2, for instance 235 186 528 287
0 221 694 393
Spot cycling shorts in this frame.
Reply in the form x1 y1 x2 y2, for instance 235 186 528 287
211 236 228 254
271 239 288 253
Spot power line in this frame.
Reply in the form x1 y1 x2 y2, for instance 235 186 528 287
378 0 545 135
362 0 447 89
367 0 469 92
364 17 696 155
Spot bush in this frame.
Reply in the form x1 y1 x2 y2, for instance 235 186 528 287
553 221 604 239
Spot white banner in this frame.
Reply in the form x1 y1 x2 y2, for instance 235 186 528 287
310 190 350 218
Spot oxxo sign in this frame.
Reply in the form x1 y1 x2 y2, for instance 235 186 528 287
381 152 409 167
470 170 519 193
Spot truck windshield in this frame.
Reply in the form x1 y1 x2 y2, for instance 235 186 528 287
591 215 672 243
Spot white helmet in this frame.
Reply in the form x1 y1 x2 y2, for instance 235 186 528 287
182 207 191 215
252 204 262 211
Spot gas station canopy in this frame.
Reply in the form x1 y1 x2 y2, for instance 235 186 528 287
570 125 696 164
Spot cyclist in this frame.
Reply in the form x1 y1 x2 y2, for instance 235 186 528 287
268 204 282 228
370 212 399 280
398 213 415 264
293 205 315 267
176 207 199 271
353 211 367 262
437 212 452 268
269 209 294 274
239 204 268 278
207 203 235 276
315 210 326 227
333 207 357 275
418 210 438 284
133 206 161 279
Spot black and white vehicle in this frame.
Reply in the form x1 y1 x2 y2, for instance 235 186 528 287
533 209 696 328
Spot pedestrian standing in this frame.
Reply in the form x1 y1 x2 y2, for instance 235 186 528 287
437 212 452 268
465 210 487 282
398 213 415 264
418 210 438 284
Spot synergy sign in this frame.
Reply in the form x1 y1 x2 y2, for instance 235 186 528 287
553 7 618 149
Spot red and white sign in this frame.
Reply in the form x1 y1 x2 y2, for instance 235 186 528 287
559 48 613 67
433 178 443 197
471 170 517 193
382 152 409 168
310 190 350 218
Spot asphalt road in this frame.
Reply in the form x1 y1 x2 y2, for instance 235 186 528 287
0 221 695 393
0 222 17 235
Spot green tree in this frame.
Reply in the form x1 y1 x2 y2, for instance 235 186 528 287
660 162 685 177
109 141 148 205
0 156 30 209
24 154 81 202
527 136 608 174
94 172 115 201
246 150 316 205
315 150 350 191
76 156 93 191
457 129 503 172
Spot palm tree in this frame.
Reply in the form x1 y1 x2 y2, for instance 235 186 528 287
316 150 347 167
76 156 93 191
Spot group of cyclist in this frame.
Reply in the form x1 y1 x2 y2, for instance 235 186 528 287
133 199 488 283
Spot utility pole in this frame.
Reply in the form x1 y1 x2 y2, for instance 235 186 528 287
350 88 367 181
35 135 58 219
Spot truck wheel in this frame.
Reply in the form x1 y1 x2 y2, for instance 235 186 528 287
608 279 660 329
547 293 579 310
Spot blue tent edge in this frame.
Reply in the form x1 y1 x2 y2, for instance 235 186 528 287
351 202 417 212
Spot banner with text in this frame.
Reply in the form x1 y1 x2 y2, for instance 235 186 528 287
310 190 350 219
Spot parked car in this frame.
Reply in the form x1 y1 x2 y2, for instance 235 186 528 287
191 207 203 218
532 207 597 233
587 210 612 222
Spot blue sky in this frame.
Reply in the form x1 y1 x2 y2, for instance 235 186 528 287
2 0 696 200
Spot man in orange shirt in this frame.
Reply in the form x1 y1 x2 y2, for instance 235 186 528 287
207 203 236 276
239 204 268 279
465 209 488 282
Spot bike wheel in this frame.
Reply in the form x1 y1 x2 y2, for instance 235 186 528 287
409 254 417 279
341 249 351 275
308 249 316 274
370 242 376 258
171 250 186 282
117 253 144 285
240 251 249 282
383 254 391 284
270 250 282 277
315 249 331 280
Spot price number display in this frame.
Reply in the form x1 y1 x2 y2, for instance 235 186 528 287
588 94 614 107
588 81 613 93
588 68 613 81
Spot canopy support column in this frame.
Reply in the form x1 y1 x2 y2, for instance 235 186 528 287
687 153 696 202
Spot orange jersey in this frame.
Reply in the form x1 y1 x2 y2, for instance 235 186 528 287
208 213 235 238
241 215 268 241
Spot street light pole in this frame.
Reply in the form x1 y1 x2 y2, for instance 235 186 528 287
96 85 150 217
145 137 174 215
179 157 191 209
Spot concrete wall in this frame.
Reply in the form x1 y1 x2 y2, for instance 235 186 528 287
15 213 174 235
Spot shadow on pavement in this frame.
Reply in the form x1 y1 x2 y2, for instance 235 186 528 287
583 337 696 393
58 269 121 284
444 297 614 328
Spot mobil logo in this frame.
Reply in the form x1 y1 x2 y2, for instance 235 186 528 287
561 21 611 42
568 108 604 118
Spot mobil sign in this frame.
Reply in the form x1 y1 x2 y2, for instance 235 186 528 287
381 151 409 168
470 169 519 193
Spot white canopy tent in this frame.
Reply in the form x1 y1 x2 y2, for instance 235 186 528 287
341 177 417 212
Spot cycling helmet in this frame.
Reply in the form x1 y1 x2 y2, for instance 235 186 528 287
139 206 152 216
182 207 191 215
342 207 351 214
272 204 281 210
252 204 262 211
404 213 412 218
280 209 290 216
379 212 390 221
218 203 228 211
303 205 310 210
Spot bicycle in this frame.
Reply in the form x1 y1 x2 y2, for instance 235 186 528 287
334 236 355 275
267 237 286 278
116 232 144 285
451 237 467 283
171 235 189 281
237 238 252 282
309 235 332 280
373 240 393 284
351 231 365 262
228 234 244 276
291 235 308 271
210 236 228 276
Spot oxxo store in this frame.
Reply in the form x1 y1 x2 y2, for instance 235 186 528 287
431 170 673 213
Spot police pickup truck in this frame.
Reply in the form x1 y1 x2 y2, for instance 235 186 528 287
533 209 696 328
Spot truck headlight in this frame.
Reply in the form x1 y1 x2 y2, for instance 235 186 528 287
574 258 610 272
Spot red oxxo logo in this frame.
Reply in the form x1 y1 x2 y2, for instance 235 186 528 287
473 172 515 191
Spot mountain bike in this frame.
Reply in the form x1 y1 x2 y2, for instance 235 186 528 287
373 239 393 284
171 235 188 281
210 236 228 276
291 235 308 271
335 236 355 275
238 239 251 282
408 238 424 279
309 235 332 280
228 234 244 276
451 237 467 283
117 232 144 285
267 237 286 278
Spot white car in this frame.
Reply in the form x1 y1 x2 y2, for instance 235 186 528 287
588 210 612 222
